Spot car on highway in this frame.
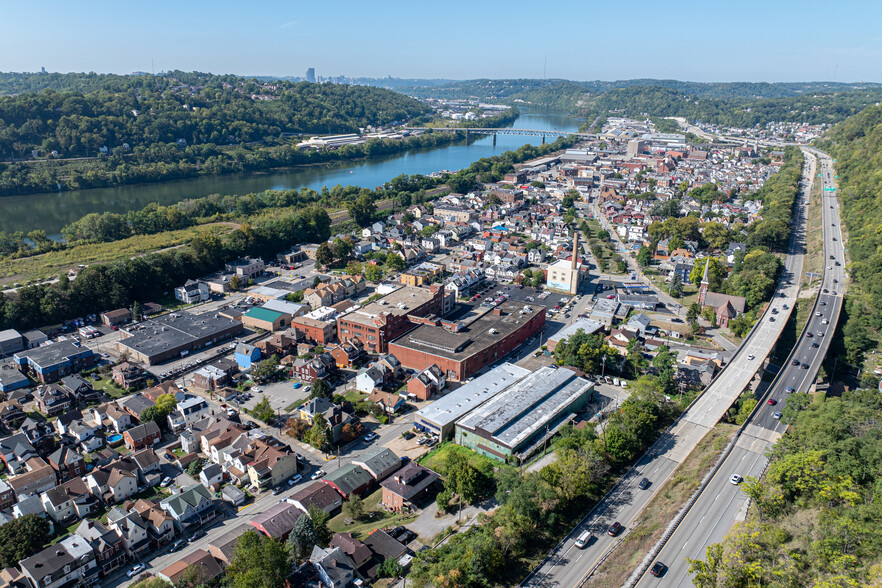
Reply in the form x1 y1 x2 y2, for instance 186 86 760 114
815 312 822 317
730 474 743 485
767 398 777 406
786 387 794 394
783 304 789 310
127 564 146 578
311 469 326 480
820 301 826 306
802 363 810 369
575 530 594 548
818 331 825 337
792 359 800 366
770 317 776 322
773 412 783 420
649 562 668 577
747 354 755 360
806 332 813 338
607 522 623 536
638 477 650 490
812 342 820 348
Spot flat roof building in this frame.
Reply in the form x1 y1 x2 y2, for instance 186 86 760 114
455 366 594 463
117 312 244 365
413 363 529 438
337 285 443 354
547 318 605 353
388 302 545 382
13 341 96 384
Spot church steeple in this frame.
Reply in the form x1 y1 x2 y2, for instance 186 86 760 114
698 258 710 306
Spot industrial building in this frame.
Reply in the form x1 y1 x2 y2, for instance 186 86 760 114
336 285 444 354
546 318 605 353
546 234 584 295
413 363 529 438
455 366 594 463
117 312 244 365
388 302 545 381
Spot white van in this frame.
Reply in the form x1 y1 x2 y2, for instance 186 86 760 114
575 530 593 549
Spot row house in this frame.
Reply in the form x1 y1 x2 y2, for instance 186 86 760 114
41 478 101 523
75 519 127 577
328 337 365 368
290 352 335 383
160 484 220 531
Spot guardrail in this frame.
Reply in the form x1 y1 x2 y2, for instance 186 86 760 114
620 149 833 587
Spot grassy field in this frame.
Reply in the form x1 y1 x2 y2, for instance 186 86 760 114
802 162 825 291
327 488 418 540
585 422 738 586
0 224 233 286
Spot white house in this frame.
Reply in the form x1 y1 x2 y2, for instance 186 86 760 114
175 280 210 304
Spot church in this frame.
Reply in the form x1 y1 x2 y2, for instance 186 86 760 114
697 259 746 328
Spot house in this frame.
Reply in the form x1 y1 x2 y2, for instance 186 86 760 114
363 528 407 567
355 363 391 393
192 365 229 391
297 399 354 444
35 384 72 416
106 507 152 557
234 343 261 370
119 393 155 421
0 432 37 473
160 484 220 530
86 464 138 504
101 308 132 327
7 457 57 498
329 532 374 580
328 338 365 368
167 395 210 431
112 362 146 390
322 464 373 499
123 420 161 451
0 400 25 431
290 353 335 383
381 463 440 512
0 361 30 394
0 478 14 511
60 374 100 403
19 538 94 588
352 447 400 481
132 499 176 548
200 463 224 489
244 438 298 491
249 502 304 540
222 485 247 506
406 364 446 400
309 545 356 588
207 525 252 566
89 402 133 433
289 482 343 515
75 519 128 576
46 446 86 482
41 478 101 523
158 549 224 587
368 389 406 414
175 280 211 304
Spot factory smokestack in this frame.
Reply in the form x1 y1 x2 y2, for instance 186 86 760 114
572 232 579 270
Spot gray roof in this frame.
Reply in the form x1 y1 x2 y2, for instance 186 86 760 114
250 502 303 538
352 447 400 480
119 312 242 358
14 340 93 368
324 464 373 497
456 366 593 450
550 318 605 343
415 363 529 428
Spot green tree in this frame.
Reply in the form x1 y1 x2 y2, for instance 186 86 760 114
669 272 683 297
345 260 363 276
251 396 276 424
315 242 334 268
386 252 405 271
637 245 652 267
226 530 292 588
288 513 318 562
229 275 242 291
307 505 332 546
310 378 332 399
308 413 331 450
365 263 383 282
251 354 280 381
0 514 50 567
186 458 205 477
348 193 377 227
342 494 365 520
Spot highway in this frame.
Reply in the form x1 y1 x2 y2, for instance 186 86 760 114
522 152 816 588
634 148 844 586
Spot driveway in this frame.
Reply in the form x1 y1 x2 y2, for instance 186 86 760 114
410 497 499 541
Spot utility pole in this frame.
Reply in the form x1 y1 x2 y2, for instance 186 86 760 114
601 355 607 380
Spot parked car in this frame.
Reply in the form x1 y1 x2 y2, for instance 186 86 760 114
169 539 186 553
311 469 325 480
363 432 378 442
272 486 285 496
160 476 173 488
188 530 206 543
127 564 146 578
288 474 303 486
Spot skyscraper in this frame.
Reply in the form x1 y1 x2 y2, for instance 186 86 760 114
305 67 316 83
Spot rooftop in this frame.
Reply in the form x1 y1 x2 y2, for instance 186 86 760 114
457 366 594 450
14 340 92 367
391 302 544 361
243 307 285 323
415 363 529 427
549 318 605 343
118 312 242 358
340 285 436 327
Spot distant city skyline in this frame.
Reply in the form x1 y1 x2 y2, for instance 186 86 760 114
1 0 880 83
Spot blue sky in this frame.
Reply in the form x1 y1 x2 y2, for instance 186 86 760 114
1 0 880 82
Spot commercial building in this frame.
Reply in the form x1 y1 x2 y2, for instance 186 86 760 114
116 312 243 365
336 285 444 354
413 363 529 438
225 257 265 280
0 329 24 357
388 302 545 381
589 298 620 326
455 366 594 462
546 234 583 295
292 316 337 345
546 318 606 353
13 341 96 384
241 307 290 332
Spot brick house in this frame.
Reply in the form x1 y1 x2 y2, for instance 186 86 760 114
381 463 440 512
123 421 161 451
101 308 132 327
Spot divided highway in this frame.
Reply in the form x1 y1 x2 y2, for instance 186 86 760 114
634 148 844 586
522 152 816 588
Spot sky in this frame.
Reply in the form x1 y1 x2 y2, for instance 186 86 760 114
1 0 880 82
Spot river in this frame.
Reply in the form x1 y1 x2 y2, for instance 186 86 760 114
0 109 580 234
